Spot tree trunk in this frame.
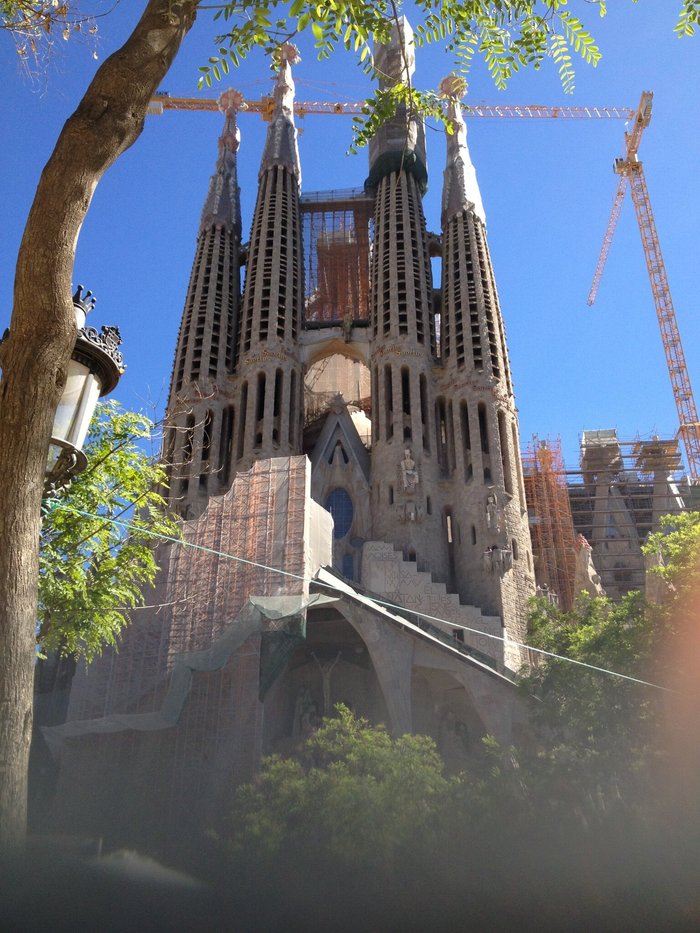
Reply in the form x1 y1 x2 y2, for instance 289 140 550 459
0 0 200 851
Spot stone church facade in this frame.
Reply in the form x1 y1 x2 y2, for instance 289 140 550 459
45 22 536 843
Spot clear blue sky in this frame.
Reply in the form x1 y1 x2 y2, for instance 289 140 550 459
2 3 698 472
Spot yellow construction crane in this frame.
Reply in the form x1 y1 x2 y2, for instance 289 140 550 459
149 89 698 479
587 91 700 483
148 91 634 122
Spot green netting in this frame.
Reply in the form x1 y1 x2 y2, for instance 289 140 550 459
258 614 306 701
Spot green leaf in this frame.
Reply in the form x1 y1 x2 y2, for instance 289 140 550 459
38 402 181 661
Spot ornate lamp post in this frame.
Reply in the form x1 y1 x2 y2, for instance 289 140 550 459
44 285 125 494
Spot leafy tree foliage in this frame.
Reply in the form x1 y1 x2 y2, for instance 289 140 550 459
217 505 700 920
230 705 455 872
506 514 700 826
676 0 700 36
644 510 700 594
201 0 699 151
517 591 667 824
224 510 699 884
218 691 689 927
38 401 180 660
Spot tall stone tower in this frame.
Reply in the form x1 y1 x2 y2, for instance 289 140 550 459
232 42 305 471
366 18 449 573
166 88 244 518
437 79 533 645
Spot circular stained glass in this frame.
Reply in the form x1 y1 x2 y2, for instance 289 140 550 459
325 488 353 539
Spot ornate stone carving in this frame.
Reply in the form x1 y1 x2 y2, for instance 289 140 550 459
292 686 317 736
573 533 605 598
72 284 96 315
312 651 341 717
483 545 513 575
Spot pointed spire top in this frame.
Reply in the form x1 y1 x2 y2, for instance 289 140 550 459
270 41 301 117
259 42 302 182
199 88 245 233
439 74 486 226
217 88 246 157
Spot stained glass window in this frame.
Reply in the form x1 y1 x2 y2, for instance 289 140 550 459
325 488 353 539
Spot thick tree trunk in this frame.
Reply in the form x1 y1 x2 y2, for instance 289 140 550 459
0 0 200 851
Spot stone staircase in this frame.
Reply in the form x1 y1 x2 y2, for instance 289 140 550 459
360 541 504 667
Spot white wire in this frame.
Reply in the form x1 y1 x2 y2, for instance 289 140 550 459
47 499 675 693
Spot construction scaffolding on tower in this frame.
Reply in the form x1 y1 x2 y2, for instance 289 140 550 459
301 188 373 439
523 430 689 603
301 188 373 326
523 436 577 611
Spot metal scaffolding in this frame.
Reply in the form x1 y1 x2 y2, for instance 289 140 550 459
523 436 577 610
523 431 688 604
301 188 373 325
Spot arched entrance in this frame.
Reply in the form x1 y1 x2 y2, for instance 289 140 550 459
262 606 389 755
411 667 488 771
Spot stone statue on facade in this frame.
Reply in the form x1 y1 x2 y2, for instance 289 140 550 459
401 448 419 490
293 686 317 736
486 489 500 532
483 545 513 575
573 533 605 598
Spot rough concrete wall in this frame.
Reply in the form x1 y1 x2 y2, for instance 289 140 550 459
65 552 174 723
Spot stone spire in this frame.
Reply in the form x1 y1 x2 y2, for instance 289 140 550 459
440 76 486 226
259 42 302 184
199 89 246 233
232 42 304 470
436 80 534 664
366 17 427 193
165 89 246 518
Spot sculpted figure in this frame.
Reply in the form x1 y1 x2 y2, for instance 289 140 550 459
486 491 500 532
293 686 316 736
312 651 341 716
573 533 605 598
401 448 419 490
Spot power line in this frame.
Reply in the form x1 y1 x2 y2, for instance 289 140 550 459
45 499 675 693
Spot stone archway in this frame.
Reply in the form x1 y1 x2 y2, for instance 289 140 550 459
303 349 371 441
262 606 389 755
411 667 489 771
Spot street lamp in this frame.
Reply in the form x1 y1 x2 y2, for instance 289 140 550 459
45 285 125 494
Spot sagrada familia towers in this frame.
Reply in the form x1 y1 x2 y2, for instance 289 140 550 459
44 21 539 843
165 27 534 636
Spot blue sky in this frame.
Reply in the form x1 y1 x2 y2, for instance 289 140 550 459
2 2 698 472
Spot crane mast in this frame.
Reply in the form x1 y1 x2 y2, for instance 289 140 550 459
626 165 700 481
588 91 700 482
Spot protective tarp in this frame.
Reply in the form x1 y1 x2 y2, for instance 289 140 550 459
258 615 306 701
42 593 338 755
